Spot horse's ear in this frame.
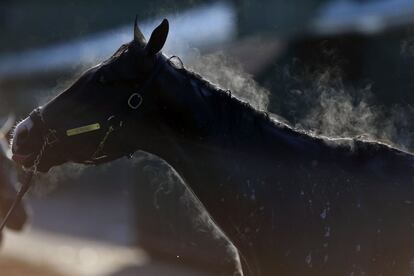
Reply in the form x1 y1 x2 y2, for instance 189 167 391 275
145 19 169 56
134 15 146 44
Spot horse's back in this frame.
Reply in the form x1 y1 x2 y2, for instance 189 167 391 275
241 125 414 275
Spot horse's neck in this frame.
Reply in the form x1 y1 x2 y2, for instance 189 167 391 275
140 64 268 221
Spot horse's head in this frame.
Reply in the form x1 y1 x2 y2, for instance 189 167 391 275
12 19 170 172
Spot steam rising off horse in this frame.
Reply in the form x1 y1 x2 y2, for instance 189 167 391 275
11 19 414 275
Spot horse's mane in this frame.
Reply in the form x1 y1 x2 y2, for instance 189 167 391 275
172 61 319 140
173 62 274 123
171 60 406 156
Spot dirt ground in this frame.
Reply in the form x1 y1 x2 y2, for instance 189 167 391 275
0 257 63 276
0 229 213 276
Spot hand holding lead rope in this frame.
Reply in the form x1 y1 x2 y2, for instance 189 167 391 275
0 171 33 232
0 136 48 233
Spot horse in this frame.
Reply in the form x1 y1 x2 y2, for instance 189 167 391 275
10 19 414 275
0 115 27 242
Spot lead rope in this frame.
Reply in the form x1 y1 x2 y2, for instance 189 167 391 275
0 136 48 232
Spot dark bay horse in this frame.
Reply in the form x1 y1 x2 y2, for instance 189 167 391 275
11 19 414 275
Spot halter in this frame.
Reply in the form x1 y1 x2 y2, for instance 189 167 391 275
30 54 167 165
0 54 167 233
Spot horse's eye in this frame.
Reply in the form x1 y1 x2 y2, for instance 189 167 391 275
99 74 106 84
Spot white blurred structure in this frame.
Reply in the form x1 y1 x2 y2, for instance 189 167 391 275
312 0 414 35
0 115 15 159
0 1 236 79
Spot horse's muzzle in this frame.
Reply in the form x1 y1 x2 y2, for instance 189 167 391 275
11 117 38 167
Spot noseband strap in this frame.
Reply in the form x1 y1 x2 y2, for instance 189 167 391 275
29 108 59 145
29 108 46 133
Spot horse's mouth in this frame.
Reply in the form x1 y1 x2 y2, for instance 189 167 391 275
12 153 35 168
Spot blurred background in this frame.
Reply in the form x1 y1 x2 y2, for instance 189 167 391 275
1 0 414 275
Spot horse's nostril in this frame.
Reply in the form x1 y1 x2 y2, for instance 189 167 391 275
14 126 32 151
18 127 29 141
11 118 35 156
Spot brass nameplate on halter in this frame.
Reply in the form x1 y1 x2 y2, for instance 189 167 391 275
66 123 101 137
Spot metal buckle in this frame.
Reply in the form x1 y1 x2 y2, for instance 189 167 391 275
128 93 143 110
